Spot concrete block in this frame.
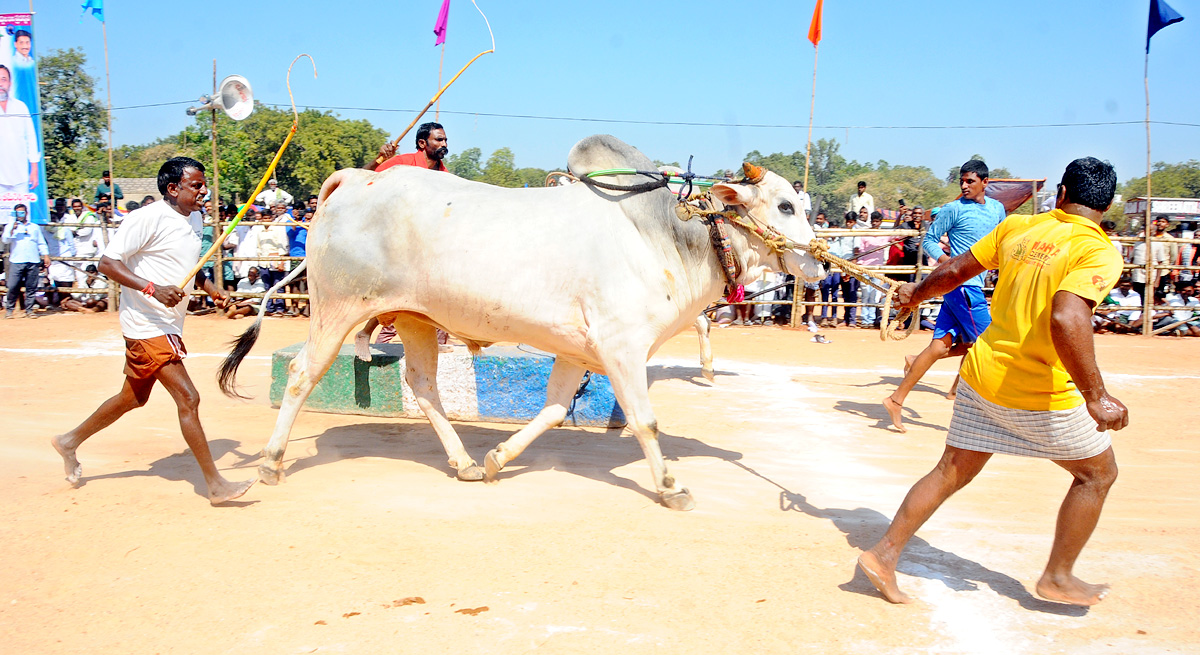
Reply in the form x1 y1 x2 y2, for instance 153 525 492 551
271 343 625 428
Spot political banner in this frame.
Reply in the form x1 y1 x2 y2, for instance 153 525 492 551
0 13 47 225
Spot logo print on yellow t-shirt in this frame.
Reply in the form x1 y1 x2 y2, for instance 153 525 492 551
1092 275 1106 290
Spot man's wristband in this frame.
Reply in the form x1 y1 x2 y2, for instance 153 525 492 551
141 282 156 297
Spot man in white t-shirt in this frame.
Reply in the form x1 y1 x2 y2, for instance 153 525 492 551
51 157 254 505
254 178 293 208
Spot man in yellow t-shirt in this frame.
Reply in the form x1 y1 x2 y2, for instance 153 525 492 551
857 157 1128 608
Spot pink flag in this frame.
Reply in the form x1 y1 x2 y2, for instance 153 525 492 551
434 0 450 45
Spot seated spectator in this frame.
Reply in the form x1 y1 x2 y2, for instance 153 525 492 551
60 264 108 313
1159 281 1200 336
1093 277 1142 334
286 207 310 317
226 266 265 319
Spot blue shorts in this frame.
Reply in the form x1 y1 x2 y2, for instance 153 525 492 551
933 286 990 343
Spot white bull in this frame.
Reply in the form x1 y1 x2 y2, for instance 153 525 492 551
219 135 823 510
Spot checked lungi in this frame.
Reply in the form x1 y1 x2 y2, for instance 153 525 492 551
947 380 1111 461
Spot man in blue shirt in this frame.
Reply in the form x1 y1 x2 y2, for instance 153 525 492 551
883 160 1005 431
3 203 49 318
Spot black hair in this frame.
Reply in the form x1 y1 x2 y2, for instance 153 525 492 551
0 65 10 78
14 203 27 212
14 30 31 42
857 181 867 188
415 122 444 147
960 159 989 180
142 195 155 204
157 156 205 195
102 170 111 177
1176 280 1194 292
1060 157 1117 212
1100 219 1117 232
844 211 858 222
308 194 318 201
85 264 98 273
125 201 139 211
870 210 883 221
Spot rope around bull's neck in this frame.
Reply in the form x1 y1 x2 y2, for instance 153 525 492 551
677 199 916 341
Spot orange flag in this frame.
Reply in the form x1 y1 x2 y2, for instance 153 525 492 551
808 0 823 47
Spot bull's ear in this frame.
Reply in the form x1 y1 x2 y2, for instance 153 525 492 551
712 181 758 207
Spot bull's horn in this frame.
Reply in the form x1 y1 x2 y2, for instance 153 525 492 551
742 162 765 184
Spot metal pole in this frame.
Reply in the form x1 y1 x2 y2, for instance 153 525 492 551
211 59 224 295
1142 51 1154 336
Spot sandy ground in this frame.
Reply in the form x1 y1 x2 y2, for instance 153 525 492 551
0 311 1197 654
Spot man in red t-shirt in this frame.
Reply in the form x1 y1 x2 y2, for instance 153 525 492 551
366 122 449 173
356 122 451 350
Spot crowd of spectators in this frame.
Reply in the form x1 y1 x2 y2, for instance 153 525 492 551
1094 216 1200 336
716 180 1200 337
1 180 313 320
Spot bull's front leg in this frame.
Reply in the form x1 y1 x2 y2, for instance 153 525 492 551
484 359 587 481
601 351 695 511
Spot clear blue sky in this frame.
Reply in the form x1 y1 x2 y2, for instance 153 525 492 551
22 0 1200 186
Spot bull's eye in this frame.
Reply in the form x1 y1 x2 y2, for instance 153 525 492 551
778 201 794 215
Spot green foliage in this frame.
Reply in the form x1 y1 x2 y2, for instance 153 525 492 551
39 48 106 198
1120 160 1200 199
446 147 483 180
746 139 952 217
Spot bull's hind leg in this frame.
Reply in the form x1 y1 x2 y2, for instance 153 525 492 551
259 315 356 484
484 359 587 481
391 316 483 481
601 350 695 511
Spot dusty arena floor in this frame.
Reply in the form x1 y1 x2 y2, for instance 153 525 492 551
1 312 1197 654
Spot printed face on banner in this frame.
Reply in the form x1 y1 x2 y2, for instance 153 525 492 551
0 14 46 225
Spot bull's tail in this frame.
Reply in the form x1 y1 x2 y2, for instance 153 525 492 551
217 259 308 398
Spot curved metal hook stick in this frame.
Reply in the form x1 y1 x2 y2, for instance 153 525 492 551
179 54 318 287
374 1 496 165
286 54 318 125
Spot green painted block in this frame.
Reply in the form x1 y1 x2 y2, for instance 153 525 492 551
271 343 408 417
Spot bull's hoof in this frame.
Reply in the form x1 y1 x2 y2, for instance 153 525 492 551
702 367 715 382
258 463 285 485
456 464 485 482
660 488 695 511
484 449 504 483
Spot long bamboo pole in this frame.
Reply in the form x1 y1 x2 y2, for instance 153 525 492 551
101 19 117 310
435 41 445 121
803 42 818 204
1142 51 1154 336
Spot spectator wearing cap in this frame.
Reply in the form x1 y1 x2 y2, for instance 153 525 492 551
94 170 123 204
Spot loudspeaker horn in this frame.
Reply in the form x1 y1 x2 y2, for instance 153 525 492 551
185 75 254 121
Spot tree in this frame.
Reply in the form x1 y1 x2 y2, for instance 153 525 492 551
39 48 105 198
446 147 483 180
480 147 520 187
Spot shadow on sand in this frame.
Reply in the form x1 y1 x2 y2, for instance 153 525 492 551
282 420 743 504
728 459 1088 616
76 438 260 506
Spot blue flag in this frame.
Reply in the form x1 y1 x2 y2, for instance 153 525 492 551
81 0 104 23
1147 0 1184 52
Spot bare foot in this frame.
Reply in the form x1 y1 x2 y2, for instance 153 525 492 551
903 354 915 376
208 478 256 505
858 551 913 604
51 435 83 486
353 330 372 362
947 375 960 401
1036 573 1110 606
882 396 907 433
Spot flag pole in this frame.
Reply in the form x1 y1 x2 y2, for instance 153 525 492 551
1141 48 1154 336
102 18 113 207
803 42 818 197
436 41 445 120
